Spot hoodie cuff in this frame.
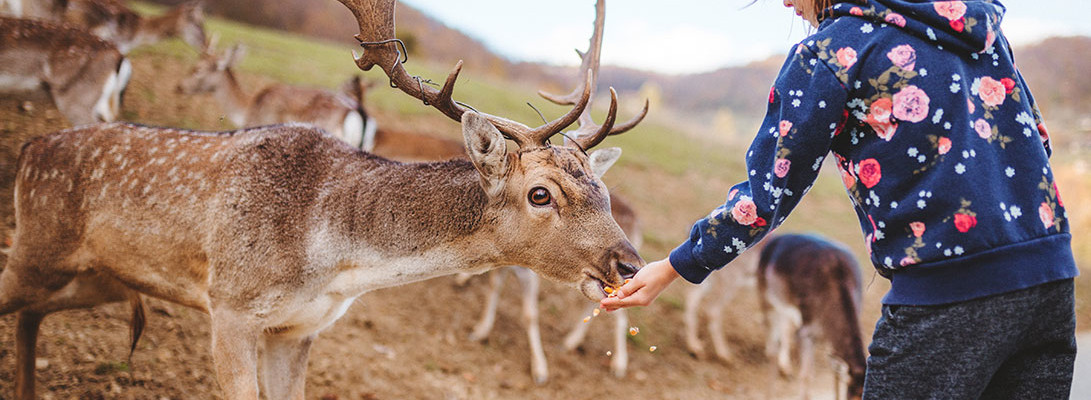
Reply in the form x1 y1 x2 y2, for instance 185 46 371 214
669 241 714 284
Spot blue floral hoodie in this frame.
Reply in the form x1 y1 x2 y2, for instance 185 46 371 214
669 0 1078 305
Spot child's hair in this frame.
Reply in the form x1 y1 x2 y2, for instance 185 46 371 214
816 0 868 22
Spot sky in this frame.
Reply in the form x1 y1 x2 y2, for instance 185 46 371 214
399 0 1091 74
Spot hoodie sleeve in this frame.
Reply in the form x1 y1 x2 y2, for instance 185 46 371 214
669 44 849 284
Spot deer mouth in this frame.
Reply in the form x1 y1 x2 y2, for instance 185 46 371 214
579 263 637 300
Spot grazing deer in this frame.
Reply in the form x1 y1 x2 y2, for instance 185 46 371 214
2 0 206 54
681 250 758 363
177 39 377 149
341 76 465 159
758 233 866 400
0 0 647 398
0 16 131 125
452 0 648 382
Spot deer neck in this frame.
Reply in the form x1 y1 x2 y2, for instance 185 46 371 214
129 13 172 51
214 69 250 127
314 157 512 295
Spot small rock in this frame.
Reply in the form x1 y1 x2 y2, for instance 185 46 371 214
20 101 34 113
35 358 49 370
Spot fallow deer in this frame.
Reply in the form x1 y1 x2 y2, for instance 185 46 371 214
342 76 467 160
758 233 867 400
2 0 206 54
177 39 377 150
451 0 648 382
0 0 647 398
0 16 131 125
682 251 758 363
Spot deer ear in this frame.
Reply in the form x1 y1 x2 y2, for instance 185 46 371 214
588 147 621 178
462 112 508 195
219 44 245 70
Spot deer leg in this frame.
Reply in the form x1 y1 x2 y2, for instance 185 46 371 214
707 293 732 363
562 302 596 351
513 268 548 384
14 310 44 400
210 309 261 400
469 268 507 342
796 324 816 400
610 308 629 378
259 334 315 400
683 282 709 359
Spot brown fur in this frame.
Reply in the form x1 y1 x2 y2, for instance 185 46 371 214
757 233 866 400
0 16 126 125
1 118 640 399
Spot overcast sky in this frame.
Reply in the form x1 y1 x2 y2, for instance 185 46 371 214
399 0 1091 74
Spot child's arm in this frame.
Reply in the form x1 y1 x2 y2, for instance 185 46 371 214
668 43 850 285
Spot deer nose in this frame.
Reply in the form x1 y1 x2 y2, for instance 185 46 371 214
617 261 639 280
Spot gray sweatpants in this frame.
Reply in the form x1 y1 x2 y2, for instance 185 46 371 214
864 279 1077 400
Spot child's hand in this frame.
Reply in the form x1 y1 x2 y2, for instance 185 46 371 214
600 258 680 311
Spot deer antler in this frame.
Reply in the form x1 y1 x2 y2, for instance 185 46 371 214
338 0 593 149
538 0 649 150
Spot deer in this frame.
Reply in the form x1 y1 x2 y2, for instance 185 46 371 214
446 0 648 382
0 16 131 125
681 250 758 363
177 38 377 150
1 0 206 55
340 74 465 158
758 233 867 400
0 0 648 398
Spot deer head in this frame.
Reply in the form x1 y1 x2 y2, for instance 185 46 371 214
177 36 243 95
336 0 646 298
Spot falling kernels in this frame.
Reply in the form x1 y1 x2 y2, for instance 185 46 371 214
582 316 591 323
606 351 612 356
624 279 632 285
629 327 640 336
649 346 657 352
593 308 601 317
603 286 615 295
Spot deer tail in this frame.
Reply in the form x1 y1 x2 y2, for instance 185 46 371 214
128 294 147 364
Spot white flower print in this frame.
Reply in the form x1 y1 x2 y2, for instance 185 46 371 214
1016 112 1034 126
891 201 899 209
862 23 874 33
917 199 927 209
950 82 961 93
952 74 961 81
792 99 802 107
819 100 827 108
920 68 928 77
908 147 919 157
944 248 952 256
955 163 966 174
954 246 965 255
723 245 733 254
927 28 937 40
933 109 945 124
732 237 746 253
1011 206 1022 219
1005 167 1015 177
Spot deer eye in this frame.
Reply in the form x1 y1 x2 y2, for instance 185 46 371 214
528 187 552 207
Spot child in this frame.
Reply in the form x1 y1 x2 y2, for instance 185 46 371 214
601 0 1079 398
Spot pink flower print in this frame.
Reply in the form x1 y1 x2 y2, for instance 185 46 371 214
1000 78 1016 94
985 30 996 50
866 98 898 140
836 47 858 69
938 137 952 154
953 213 977 233
886 44 917 71
978 76 1006 107
731 198 758 226
779 120 793 137
974 119 992 139
728 188 739 200
967 98 976 114
774 158 791 178
934 1 967 21
885 13 906 27
841 169 856 188
909 221 926 237
892 85 930 123
1038 122 1050 144
850 7 863 16
858 158 882 189
900 256 917 267
769 86 776 103
1039 202 1055 229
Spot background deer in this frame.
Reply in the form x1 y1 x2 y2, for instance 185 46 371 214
0 0 646 398
341 75 465 159
681 250 758 363
0 16 131 125
1 0 206 54
177 39 377 149
758 233 866 400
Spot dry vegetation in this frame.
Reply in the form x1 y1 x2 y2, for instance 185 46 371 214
0 3 1088 399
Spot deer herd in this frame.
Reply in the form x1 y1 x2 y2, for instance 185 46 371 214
0 0 867 399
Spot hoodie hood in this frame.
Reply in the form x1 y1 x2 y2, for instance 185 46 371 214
823 0 1006 54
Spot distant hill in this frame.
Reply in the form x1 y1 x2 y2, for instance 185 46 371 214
147 1 1089 137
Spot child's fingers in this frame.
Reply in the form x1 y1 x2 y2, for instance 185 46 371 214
614 278 645 300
